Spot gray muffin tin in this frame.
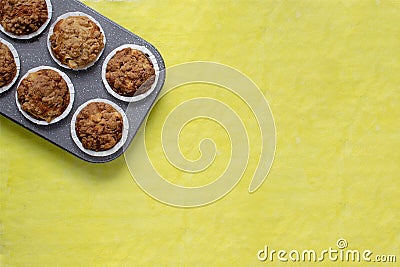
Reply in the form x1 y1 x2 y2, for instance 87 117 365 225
0 0 165 163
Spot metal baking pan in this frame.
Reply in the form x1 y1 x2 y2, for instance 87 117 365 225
0 0 166 163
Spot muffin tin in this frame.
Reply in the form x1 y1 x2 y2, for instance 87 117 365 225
0 0 166 163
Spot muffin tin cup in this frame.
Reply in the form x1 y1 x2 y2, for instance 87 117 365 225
0 0 53 40
15 66 75 126
70 99 130 157
47 11 107 71
0 37 20 94
101 44 160 102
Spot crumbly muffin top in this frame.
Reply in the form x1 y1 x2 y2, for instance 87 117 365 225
17 69 70 123
0 42 17 87
75 102 123 152
49 15 105 69
106 48 155 97
0 0 48 36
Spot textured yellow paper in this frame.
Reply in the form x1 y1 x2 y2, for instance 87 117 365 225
1 0 399 266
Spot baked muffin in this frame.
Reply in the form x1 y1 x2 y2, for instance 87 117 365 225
105 47 155 97
0 41 17 88
49 14 105 69
75 102 123 152
17 68 71 123
0 0 49 37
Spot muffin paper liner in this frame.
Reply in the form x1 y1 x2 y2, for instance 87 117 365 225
0 0 53 40
70 98 129 157
15 66 75 125
101 44 160 102
0 37 20 93
47 12 106 71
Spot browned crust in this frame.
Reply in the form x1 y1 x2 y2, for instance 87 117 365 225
105 48 155 97
17 69 70 123
49 15 105 69
75 102 123 152
0 0 48 36
0 42 17 87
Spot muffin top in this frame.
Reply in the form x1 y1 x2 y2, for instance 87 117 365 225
49 15 105 69
0 0 48 36
75 102 123 152
105 48 155 97
17 69 70 123
0 41 17 87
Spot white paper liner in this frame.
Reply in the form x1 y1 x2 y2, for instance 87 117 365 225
47 12 106 71
0 38 20 93
0 0 53 40
70 99 129 157
101 44 160 102
15 66 75 125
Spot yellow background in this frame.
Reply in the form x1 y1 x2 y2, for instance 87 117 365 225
1 0 399 266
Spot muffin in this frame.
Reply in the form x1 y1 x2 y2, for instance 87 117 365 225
74 101 124 152
102 45 159 102
0 40 18 89
0 0 51 38
49 13 105 69
17 67 73 124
